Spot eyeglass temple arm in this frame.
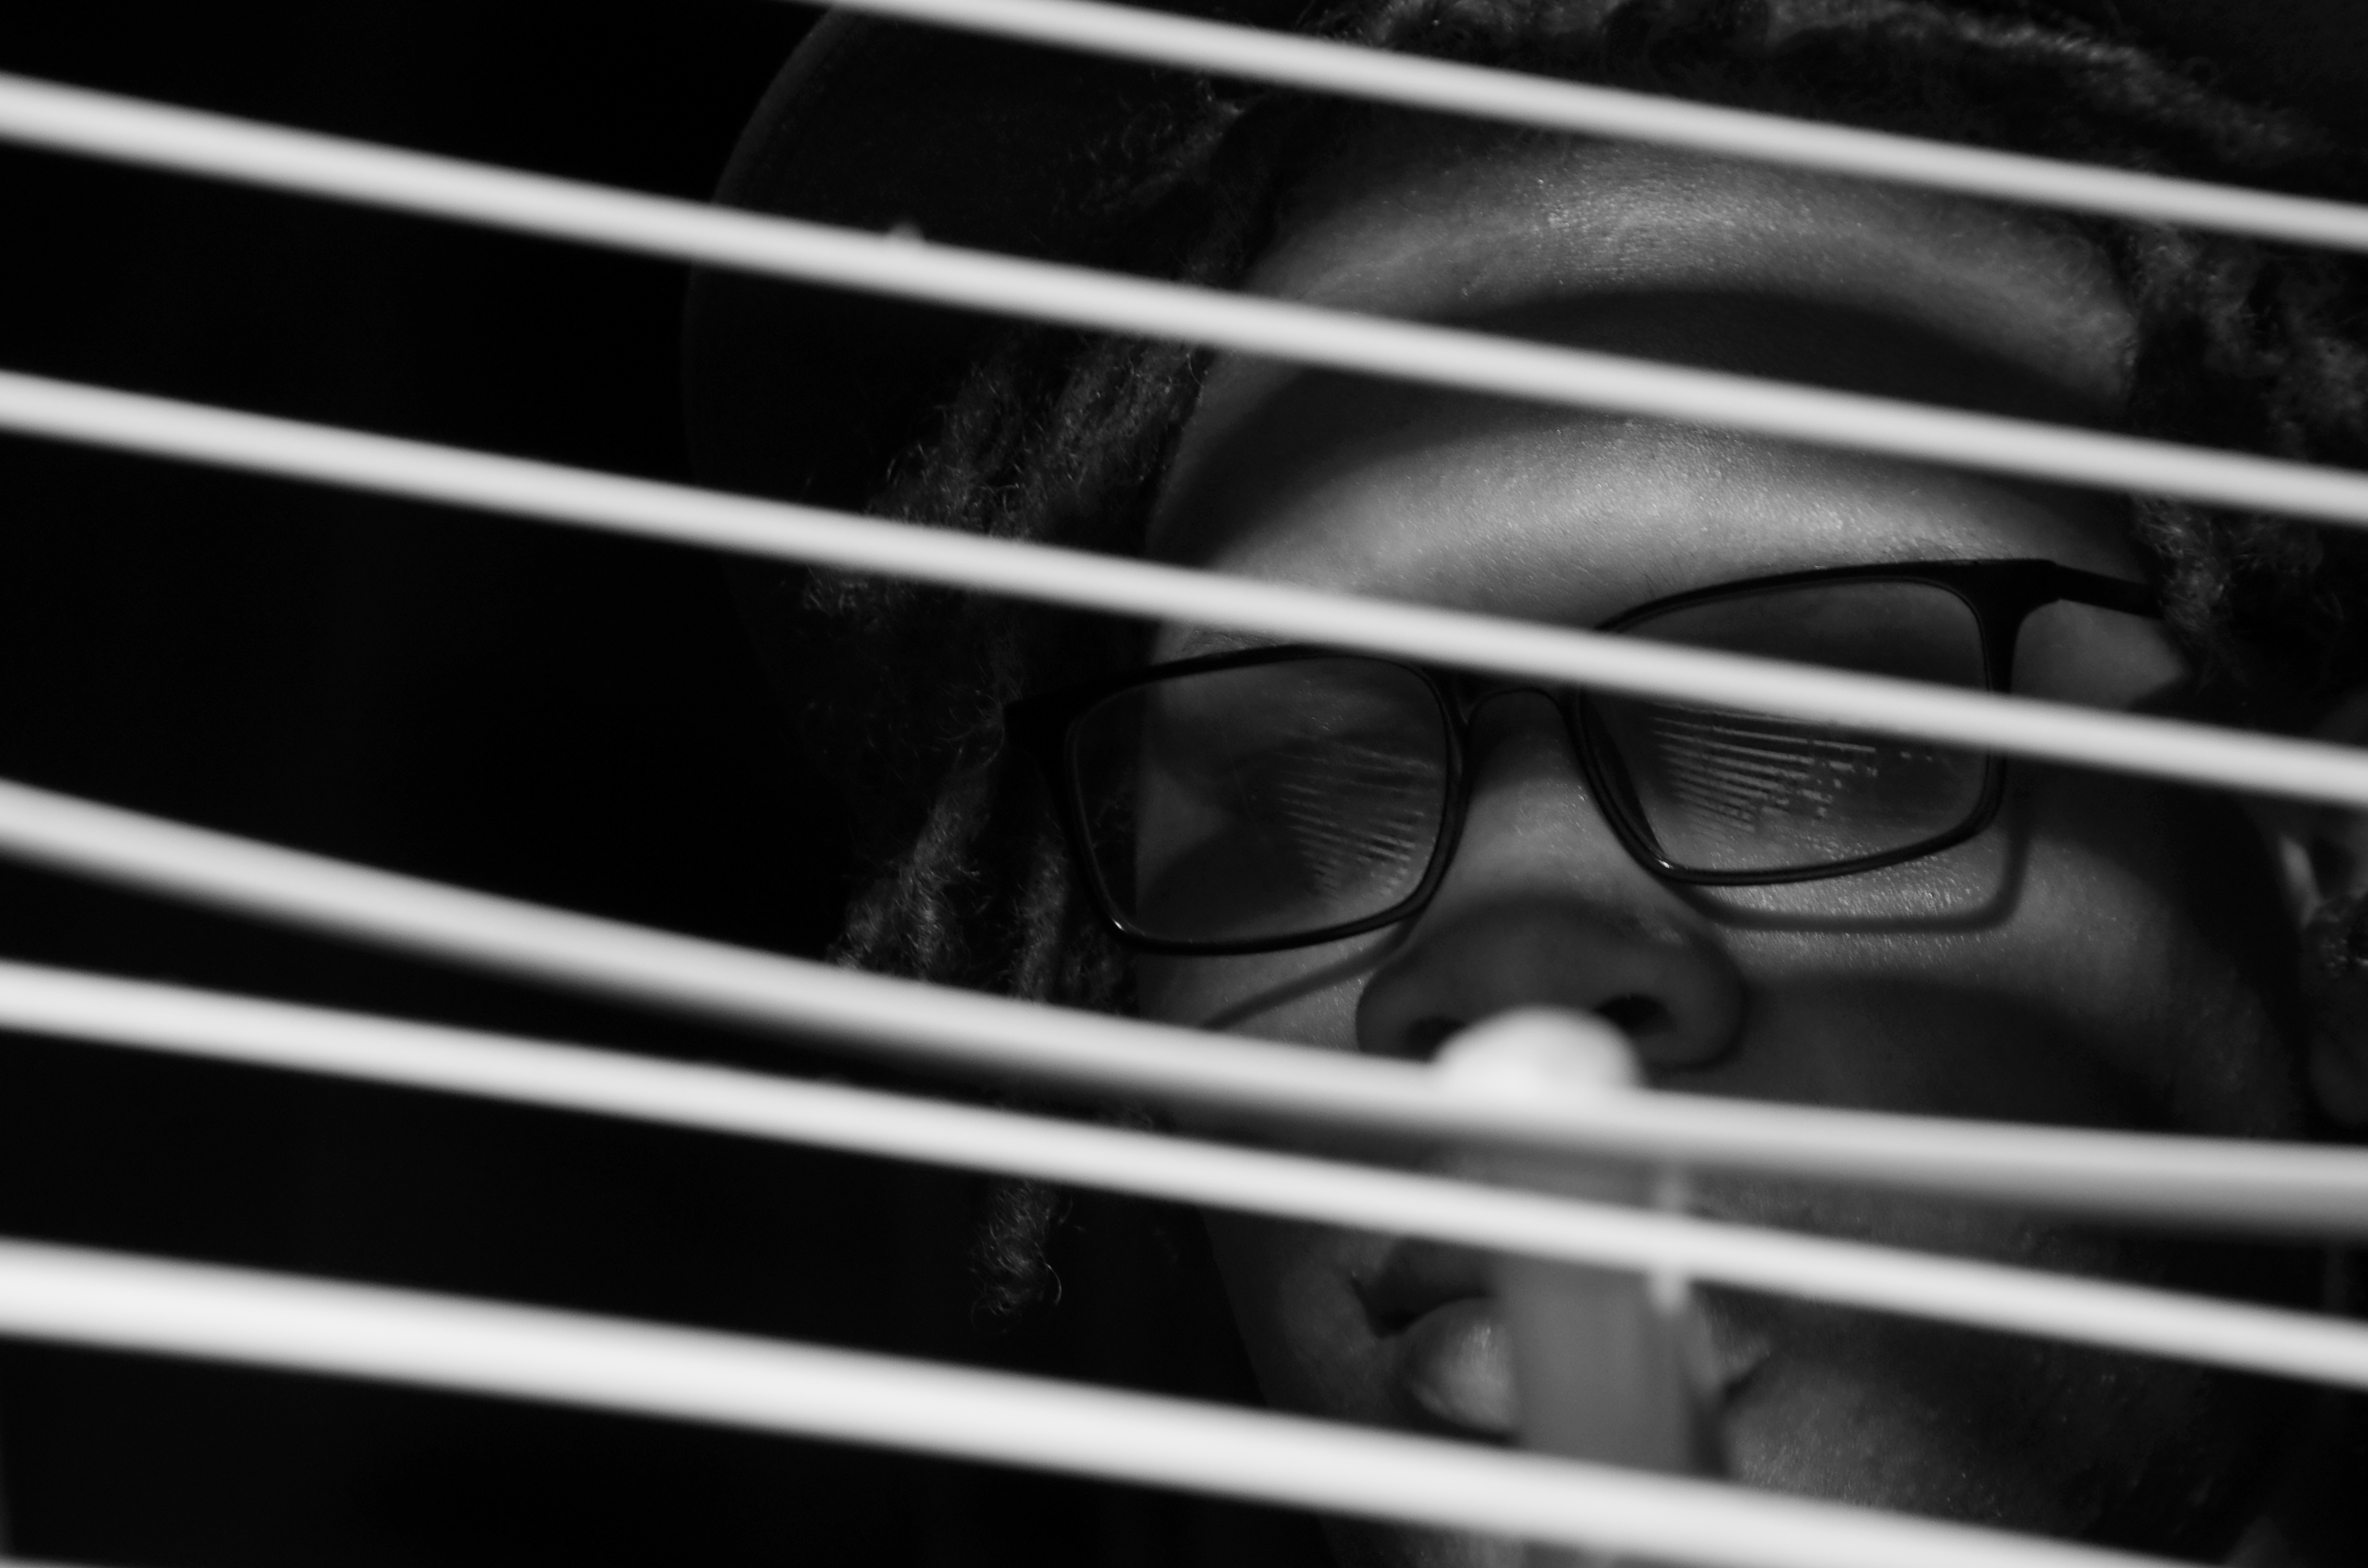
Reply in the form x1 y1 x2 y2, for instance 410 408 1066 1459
2040 562 2162 620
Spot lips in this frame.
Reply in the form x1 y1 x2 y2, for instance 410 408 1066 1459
1369 1243 1517 1437
1366 1241 1776 1442
1398 1294 1520 1435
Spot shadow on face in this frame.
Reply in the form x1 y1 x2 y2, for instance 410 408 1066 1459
1127 130 2327 1563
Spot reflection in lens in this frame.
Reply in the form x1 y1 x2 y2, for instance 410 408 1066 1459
1597 579 1990 874
1650 710 1879 831
1071 657 1448 945
1603 702 1985 871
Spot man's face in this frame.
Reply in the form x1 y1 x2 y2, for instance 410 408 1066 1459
1135 131 2320 1564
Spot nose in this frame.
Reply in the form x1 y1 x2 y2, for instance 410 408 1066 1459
1357 898 1744 1067
1354 694 1745 1071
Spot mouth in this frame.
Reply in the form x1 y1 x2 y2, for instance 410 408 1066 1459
1366 1243 1515 1437
1364 1242 1775 1443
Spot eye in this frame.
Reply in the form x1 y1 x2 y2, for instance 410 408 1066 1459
1203 728 1447 896
1595 698 1987 873
1595 576 1994 875
1068 657 1452 945
1637 708 1876 829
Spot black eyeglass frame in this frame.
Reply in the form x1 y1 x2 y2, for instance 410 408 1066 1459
1005 559 2163 956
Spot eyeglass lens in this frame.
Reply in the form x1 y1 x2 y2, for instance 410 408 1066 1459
1591 579 1990 875
1069 580 1993 947
1070 657 1450 947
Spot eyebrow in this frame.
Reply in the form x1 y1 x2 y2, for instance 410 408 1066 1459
1154 292 2130 576
1159 626 1286 662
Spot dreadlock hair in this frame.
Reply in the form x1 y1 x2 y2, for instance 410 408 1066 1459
782 0 2368 1313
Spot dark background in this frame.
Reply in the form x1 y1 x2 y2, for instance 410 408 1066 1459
0 4 1314 1564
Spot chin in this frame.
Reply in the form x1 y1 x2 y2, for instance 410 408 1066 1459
1263 1261 2294 1567
1319 1520 1525 1568
1705 1288 2296 1560
1319 1314 2288 1568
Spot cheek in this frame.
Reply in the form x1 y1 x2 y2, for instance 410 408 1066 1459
1717 1286 2298 1553
1146 777 2308 1138
1138 936 1386 1047
1711 772 2307 1138
1968 772 2302 1134
1201 1213 1397 1423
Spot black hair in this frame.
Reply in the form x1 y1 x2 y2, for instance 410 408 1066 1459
785 0 2368 1312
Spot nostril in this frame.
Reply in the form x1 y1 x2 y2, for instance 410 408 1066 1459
1594 994 1673 1038
1403 1016 1464 1059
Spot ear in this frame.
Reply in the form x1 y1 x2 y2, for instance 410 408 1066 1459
2262 688 2368 1125
2262 690 2368 927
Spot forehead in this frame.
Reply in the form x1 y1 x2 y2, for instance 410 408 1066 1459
1223 127 2130 384
1148 129 2144 639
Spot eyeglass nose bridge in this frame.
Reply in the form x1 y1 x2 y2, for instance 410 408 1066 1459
1445 680 1592 768
1428 679 1640 875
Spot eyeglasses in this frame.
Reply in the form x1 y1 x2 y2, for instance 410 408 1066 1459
1005 560 2163 956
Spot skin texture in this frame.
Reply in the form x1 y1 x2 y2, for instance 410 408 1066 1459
1134 129 2332 1565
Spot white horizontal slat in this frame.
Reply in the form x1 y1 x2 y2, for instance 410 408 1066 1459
1 73 2367 525
812 0 2368 254
7 958 2368 1389
2 374 2367 811
0 1238 2180 1568
0 785 2366 1237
